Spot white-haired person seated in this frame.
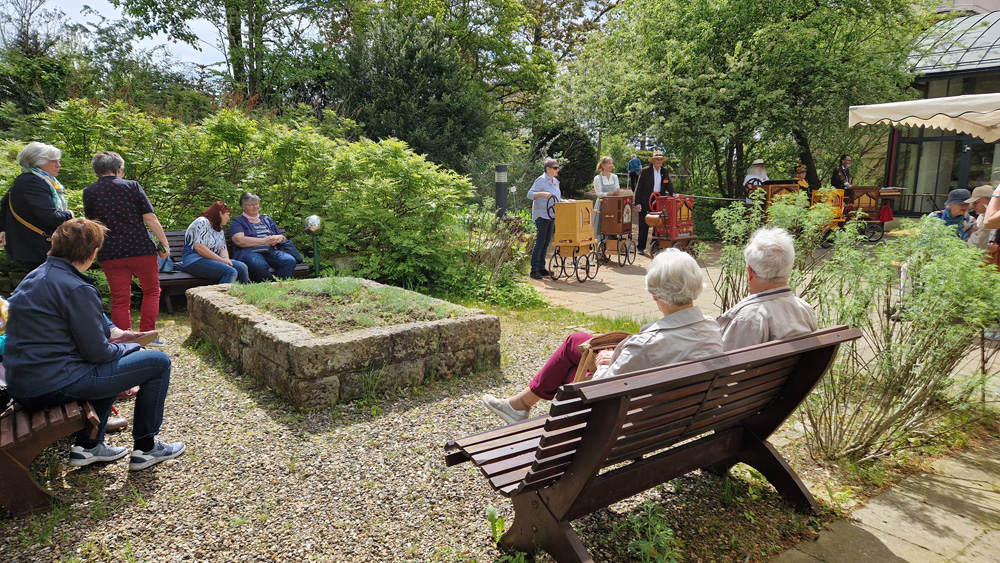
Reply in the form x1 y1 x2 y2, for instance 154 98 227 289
483 249 724 424
717 227 817 350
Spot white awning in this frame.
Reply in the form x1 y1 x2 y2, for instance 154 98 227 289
848 93 1000 142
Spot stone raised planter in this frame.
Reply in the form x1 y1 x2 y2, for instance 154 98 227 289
186 280 501 408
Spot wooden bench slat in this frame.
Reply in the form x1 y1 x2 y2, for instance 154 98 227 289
471 436 542 466
13 409 30 443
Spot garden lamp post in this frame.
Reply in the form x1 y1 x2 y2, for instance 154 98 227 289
494 164 509 217
304 214 323 276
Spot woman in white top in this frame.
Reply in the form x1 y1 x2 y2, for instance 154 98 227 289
592 156 621 238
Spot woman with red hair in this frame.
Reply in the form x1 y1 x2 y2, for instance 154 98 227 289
181 201 249 284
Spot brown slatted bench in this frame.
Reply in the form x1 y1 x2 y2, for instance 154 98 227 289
445 325 861 563
0 400 101 516
158 229 312 313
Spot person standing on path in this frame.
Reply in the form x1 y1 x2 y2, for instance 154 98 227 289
0 142 74 270
634 151 675 255
83 151 169 344
627 154 642 190
527 159 562 280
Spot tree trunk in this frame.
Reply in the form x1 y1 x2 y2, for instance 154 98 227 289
225 0 246 97
792 128 821 190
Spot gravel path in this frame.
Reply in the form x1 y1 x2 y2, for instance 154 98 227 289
1 309 815 562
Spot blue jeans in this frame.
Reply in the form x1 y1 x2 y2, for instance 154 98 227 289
15 351 172 447
241 250 296 282
531 218 554 271
184 257 249 284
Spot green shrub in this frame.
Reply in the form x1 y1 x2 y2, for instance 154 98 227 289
4 100 476 292
803 217 1000 460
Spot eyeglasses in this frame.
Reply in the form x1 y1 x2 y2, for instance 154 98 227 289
549 166 560 170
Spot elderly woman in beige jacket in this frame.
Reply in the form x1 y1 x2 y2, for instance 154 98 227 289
483 249 723 424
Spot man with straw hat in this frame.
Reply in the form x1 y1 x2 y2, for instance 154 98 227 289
634 151 675 255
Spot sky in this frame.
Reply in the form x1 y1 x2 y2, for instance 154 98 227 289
51 0 222 67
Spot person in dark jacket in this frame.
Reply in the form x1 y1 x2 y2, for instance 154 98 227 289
633 151 675 255
0 142 74 269
4 219 185 471
228 192 302 282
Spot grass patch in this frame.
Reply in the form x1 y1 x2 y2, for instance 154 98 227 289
229 277 468 335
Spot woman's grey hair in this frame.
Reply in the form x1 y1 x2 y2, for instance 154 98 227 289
645 249 704 306
91 151 125 176
17 142 61 169
744 227 795 282
595 156 613 173
239 192 260 207
544 158 559 170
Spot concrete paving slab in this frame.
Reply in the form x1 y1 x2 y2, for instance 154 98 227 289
853 489 985 555
946 528 1000 562
892 473 1000 525
930 440 1000 486
793 519 913 562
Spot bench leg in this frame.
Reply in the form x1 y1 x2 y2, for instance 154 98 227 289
735 439 819 515
161 291 175 314
500 492 593 563
0 450 54 517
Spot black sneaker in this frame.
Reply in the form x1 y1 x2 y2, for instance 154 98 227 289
540 268 551 276
637 249 647 256
529 270 543 280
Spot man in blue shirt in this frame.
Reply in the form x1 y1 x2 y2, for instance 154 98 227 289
627 154 642 190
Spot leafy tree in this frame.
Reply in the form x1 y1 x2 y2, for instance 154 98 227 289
336 17 494 172
532 120 597 199
564 0 936 197
109 0 350 101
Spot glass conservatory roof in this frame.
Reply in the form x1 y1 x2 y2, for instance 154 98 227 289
912 11 1000 76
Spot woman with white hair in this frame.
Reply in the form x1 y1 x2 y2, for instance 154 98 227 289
0 142 75 268
483 249 723 424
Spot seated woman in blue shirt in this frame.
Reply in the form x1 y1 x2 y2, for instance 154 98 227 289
228 192 302 283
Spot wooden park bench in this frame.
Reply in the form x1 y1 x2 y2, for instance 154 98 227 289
445 326 861 563
0 400 100 516
157 229 312 313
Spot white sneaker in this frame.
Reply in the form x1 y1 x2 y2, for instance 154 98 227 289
482 394 528 425
68 442 129 467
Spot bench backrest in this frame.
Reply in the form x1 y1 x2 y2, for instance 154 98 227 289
487 326 859 518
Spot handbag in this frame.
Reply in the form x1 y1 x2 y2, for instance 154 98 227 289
276 240 304 264
573 331 633 383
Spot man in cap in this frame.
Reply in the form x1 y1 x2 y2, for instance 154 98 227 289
634 151 675 255
831 155 852 190
743 159 768 196
928 188 975 240
965 185 994 249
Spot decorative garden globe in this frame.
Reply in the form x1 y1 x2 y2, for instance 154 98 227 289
304 215 323 236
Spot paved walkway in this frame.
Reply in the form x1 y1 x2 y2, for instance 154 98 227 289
526 243 1000 563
